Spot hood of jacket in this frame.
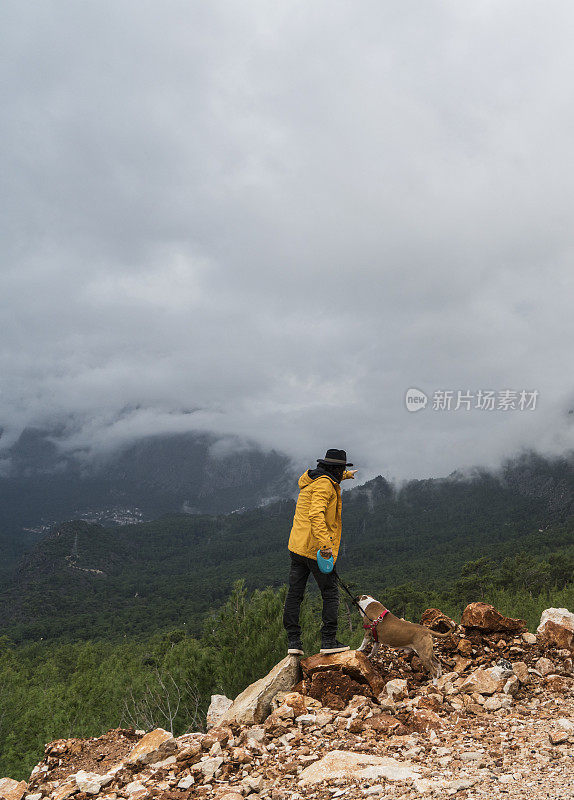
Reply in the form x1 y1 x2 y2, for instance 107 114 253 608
298 467 339 489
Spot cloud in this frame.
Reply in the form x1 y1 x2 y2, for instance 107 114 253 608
1 0 574 480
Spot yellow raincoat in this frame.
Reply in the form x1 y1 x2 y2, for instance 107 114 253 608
287 469 353 562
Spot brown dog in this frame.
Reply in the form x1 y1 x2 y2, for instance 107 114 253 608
356 594 455 679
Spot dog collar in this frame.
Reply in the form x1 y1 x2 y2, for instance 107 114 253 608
362 609 389 642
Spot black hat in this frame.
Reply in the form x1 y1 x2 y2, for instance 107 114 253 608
317 448 353 467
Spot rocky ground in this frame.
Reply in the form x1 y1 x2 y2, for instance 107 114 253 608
1 604 573 800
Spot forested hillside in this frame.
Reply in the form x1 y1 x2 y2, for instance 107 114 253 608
2 453 573 643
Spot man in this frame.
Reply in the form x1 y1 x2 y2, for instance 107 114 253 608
283 448 357 656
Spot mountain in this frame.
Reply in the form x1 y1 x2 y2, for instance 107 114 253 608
0 425 296 584
2 450 573 644
498 449 574 515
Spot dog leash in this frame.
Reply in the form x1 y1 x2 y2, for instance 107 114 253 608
333 569 390 641
332 569 375 623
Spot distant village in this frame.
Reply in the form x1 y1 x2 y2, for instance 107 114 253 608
22 507 146 534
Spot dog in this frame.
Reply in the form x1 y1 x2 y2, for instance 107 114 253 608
356 594 455 679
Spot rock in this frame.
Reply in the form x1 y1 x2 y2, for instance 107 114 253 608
522 632 537 644
264 705 295 735
207 726 232 745
363 713 409 735
315 710 334 727
503 675 520 695
348 717 364 733
483 695 503 711
535 657 554 676
74 770 112 794
453 655 471 673
295 713 317 724
280 691 308 717
0 779 27 800
411 708 443 731
149 754 176 770
537 608 574 652
300 651 385 695
457 639 473 657
512 661 530 684
545 675 574 692
435 672 459 695
483 694 512 711
459 667 510 696
201 756 224 778
449 777 479 792
461 602 526 633
209 740 222 756
177 775 195 789
537 607 574 633
126 728 177 766
230 747 252 763
206 694 233 728
242 775 263 792
298 750 420 784
125 780 147 795
557 717 574 732
220 656 301 725
175 741 202 762
200 734 217 750
51 783 77 800
418 695 442 713
459 751 483 762
420 608 456 633
275 701 296 718
271 689 322 712
385 678 408 700
549 730 569 745
240 725 266 743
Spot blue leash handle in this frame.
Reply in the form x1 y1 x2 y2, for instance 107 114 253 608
316 549 334 573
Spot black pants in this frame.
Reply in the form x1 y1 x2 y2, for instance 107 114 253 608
283 550 338 642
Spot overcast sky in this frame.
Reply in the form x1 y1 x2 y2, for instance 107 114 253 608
1 1 574 482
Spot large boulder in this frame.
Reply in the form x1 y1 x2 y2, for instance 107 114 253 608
459 665 512 696
300 650 385 696
74 770 113 794
206 694 233 728
461 602 526 633
219 656 301 725
0 779 27 800
298 750 420 784
537 608 574 652
420 608 456 633
126 728 177 766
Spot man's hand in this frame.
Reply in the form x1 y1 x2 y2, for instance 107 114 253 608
345 469 358 479
319 547 333 558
